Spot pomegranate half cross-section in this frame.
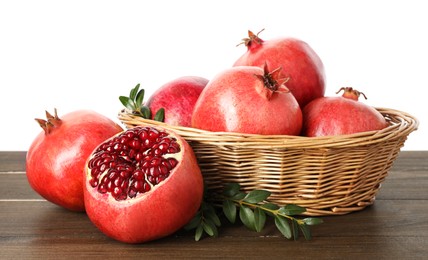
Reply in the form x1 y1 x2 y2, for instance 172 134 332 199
84 126 204 243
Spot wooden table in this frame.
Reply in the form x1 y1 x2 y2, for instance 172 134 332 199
1 151 427 259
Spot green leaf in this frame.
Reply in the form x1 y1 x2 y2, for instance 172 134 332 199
184 212 201 230
243 189 271 204
261 203 280 216
223 200 237 223
135 89 145 108
300 224 312 240
206 220 219 237
119 96 135 110
205 209 221 227
130 83 140 100
223 183 241 197
279 204 306 216
202 221 215 237
154 108 165 122
254 208 266 232
303 217 323 226
275 216 292 239
239 205 255 231
292 219 299 241
141 106 151 119
231 192 246 200
195 224 204 241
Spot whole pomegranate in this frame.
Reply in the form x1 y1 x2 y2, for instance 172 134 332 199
234 29 325 108
192 64 302 135
26 109 123 211
145 76 208 127
302 87 389 137
84 126 203 243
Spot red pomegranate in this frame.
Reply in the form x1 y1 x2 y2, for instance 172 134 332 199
191 64 302 135
234 29 325 108
302 87 389 137
26 109 123 211
146 76 208 126
84 126 203 243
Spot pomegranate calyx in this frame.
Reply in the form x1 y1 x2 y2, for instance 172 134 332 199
336 87 367 101
255 63 290 100
237 29 265 48
35 108 62 135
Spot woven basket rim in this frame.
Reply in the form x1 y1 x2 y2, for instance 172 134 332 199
118 107 418 149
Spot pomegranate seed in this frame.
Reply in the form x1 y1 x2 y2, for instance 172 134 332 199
156 176 166 184
128 188 137 198
147 176 154 184
149 129 159 139
113 187 122 197
126 131 135 138
139 129 148 139
143 182 151 192
120 170 129 178
132 170 144 180
135 152 143 162
113 143 122 150
159 165 168 175
158 143 168 153
109 161 116 168
134 180 143 190
149 167 160 177
151 157 162 167
120 180 128 189
89 178 98 187
168 158 178 168
107 180 113 191
144 138 152 148
129 139 141 149
161 160 171 169
98 184 107 194
114 177 121 187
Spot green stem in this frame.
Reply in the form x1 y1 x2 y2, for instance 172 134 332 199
228 198 305 225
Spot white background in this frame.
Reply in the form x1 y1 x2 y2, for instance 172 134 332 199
1 0 426 151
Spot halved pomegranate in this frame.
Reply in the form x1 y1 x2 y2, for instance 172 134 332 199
84 126 203 243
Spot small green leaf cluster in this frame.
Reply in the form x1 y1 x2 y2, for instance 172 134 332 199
185 183 323 241
184 201 221 241
119 83 165 122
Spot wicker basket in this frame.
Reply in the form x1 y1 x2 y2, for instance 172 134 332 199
118 108 418 216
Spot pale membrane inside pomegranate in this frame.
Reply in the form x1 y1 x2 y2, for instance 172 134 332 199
87 126 182 201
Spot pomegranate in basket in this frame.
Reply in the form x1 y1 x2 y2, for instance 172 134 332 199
302 87 388 137
234 29 325 108
192 64 302 135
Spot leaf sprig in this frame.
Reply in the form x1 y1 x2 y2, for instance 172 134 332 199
185 183 323 241
119 83 165 122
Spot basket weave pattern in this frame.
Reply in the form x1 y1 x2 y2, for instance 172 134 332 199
118 108 418 216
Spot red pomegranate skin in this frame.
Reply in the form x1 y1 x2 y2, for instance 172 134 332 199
84 127 204 243
192 66 302 135
302 91 389 137
146 76 208 126
234 31 325 108
26 110 123 211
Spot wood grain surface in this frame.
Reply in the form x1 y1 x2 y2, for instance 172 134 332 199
1 151 427 259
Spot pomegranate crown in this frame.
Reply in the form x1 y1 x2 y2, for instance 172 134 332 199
336 87 367 101
254 63 290 100
35 108 62 135
237 28 265 48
